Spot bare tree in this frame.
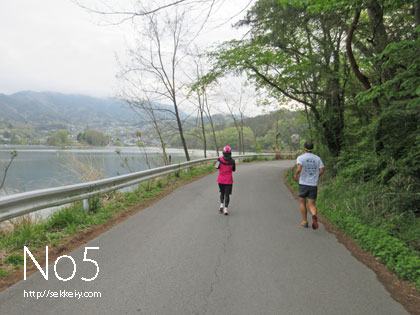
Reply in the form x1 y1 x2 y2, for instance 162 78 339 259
203 90 220 156
188 47 221 156
194 90 208 157
73 0 222 25
222 83 251 154
187 49 224 157
74 0 255 159
120 79 171 165
120 10 194 160
0 150 17 193
75 0 256 159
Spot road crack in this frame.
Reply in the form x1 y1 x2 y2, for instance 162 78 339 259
202 216 232 314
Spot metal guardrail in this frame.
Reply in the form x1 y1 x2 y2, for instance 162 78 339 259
0 153 292 223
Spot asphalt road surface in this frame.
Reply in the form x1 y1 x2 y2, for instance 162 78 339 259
0 160 408 314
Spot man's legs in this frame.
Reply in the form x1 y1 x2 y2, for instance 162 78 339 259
307 199 317 216
299 197 308 221
299 197 309 228
307 199 319 229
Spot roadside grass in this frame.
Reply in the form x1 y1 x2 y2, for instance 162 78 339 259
242 156 272 163
287 168 420 290
0 163 216 276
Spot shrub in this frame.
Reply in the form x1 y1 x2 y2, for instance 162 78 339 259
5 254 24 266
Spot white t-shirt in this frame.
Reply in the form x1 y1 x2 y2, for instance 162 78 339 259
296 153 324 186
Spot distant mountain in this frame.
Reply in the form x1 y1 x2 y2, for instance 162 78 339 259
0 91 185 127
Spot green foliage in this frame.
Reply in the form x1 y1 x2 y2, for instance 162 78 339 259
77 129 110 146
207 0 419 176
5 254 24 266
47 205 89 230
254 141 263 153
287 170 420 289
47 129 70 146
242 156 271 163
1 222 48 250
287 166 299 192
206 1 349 155
168 110 305 152
0 269 9 277
207 5 420 279
88 196 102 214
0 163 218 266
318 181 420 288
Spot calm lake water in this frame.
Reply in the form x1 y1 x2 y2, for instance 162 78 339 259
0 145 216 195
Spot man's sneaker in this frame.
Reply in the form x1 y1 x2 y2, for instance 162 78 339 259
312 215 319 230
223 207 229 215
300 221 309 228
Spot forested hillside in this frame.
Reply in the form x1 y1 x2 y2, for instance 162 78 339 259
166 109 306 152
202 0 420 289
0 91 185 144
0 91 136 125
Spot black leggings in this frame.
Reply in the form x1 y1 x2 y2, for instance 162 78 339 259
218 184 232 208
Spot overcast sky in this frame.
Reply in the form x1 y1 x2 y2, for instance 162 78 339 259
0 0 254 99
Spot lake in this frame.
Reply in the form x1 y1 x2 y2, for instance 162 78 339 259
0 145 217 195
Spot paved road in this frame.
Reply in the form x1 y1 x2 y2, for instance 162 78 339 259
0 160 407 314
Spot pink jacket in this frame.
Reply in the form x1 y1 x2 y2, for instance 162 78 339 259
216 157 236 184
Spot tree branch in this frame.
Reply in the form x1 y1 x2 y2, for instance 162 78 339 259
346 9 380 114
0 150 17 191
244 61 320 119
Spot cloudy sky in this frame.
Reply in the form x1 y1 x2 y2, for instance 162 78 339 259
0 0 253 98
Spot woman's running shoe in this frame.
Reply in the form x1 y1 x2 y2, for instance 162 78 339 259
300 221 309 228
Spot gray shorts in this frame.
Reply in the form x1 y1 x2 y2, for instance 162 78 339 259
298 184 318 200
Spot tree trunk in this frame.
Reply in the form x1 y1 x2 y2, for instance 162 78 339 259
346 9 381 115
366 0 393 83
199 103 207 158
207 115 219 156
173 98 190 161
275 133 280 152
303 104 313 138
240 117 245 154
153 119 169 165
204 92 219 156
234 121 242 154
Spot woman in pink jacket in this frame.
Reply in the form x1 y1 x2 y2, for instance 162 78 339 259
215 146 236 215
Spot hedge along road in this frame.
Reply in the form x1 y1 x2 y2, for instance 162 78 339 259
0 160 407 315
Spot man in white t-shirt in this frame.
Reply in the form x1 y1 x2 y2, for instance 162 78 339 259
294 141 325 229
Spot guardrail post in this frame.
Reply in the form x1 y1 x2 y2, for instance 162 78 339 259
83 199 89 212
